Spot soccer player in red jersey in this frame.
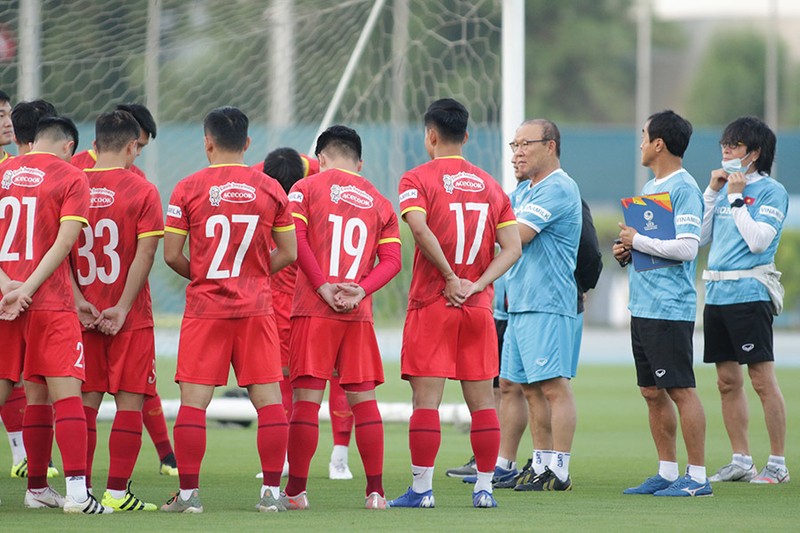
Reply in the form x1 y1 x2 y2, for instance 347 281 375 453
162 106 296 513
280 125 401 511
0 116 112 514
0 99 60 480
70 110 164 511
388 99 521 509
71 103 156 179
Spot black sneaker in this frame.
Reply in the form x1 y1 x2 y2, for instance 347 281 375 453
494 458 532 489
159 452 178 476
446 456 477 478
514 466 572 492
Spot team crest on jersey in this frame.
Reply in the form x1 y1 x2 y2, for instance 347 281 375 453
443 172 484 194
1 167 45 189
209 182 256 206
331 184 374 209
89 187 115 208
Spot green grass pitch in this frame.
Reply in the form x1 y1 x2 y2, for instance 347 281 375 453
0 361 797 531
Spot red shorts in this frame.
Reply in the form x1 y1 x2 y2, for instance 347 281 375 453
0 318 25 382
176 315 283 387
82 328 157 396
401 300 497 381
22 311 85 384
272 290 293 368
289 316 384 388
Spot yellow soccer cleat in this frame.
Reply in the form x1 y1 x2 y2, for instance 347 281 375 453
101 481 157 511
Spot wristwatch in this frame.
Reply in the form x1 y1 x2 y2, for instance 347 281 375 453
730 198 745 208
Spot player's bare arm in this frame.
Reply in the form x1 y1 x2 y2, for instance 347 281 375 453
164 231 191 280
269 227 297 274
403 209 467 307
95 235 160 336
463 224 521 300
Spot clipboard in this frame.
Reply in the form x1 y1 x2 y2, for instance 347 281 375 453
620 192 680 271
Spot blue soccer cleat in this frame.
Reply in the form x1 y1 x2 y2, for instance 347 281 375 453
462 464 518 485
653 474 713 497
472 490 497 508
388 487 435 508
623 474 673 495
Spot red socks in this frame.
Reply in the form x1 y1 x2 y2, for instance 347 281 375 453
352 400 384 496
1 386 26 432
470 408 501 473
329 377 353 446
257 404 288 487
285 401 320 496
409 408 441 467
142 394 174 461
107 410 143 491
279 378 293 421
22 404 53 491
53 396 87 478
83 405 99 488
174 405 206 490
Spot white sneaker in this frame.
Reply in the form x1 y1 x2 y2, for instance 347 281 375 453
750 464 790 484
24 487 65 508
709 462 758 482
63 493 113 514
329 458 353 480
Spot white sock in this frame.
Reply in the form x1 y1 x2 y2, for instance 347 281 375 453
108 488 126 499
179 488 196 501
658 461 679 482
260 485 279 499
767 455 786 467
732 453 753 469
331 444 349 464
548 451 570 482
474 471 493 493
7 431 26 464
411 465 434 493
66 475 89 502
495 456 516 471
533 450 551 475
687 464 707 483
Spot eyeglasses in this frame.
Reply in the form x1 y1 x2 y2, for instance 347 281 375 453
509 139 550 152
719 141 744 150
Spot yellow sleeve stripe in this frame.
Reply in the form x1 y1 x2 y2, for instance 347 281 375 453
378 237 402 245
496 220 518 229
138 230 165 239
165 226 189 236
61 216 89 225
291 212 308 224
273 224 296 233
302 158 310 178
400 206 426 216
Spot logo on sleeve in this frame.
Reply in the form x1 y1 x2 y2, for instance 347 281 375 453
288 191 303 203
759 205 784 222
399 189 418 203
675 214 701 227
209 182 256 207
443 172 485 194
519 203 551 222
331 184 374 209
89 187 115 208
2 167 45 189
167 204 182 218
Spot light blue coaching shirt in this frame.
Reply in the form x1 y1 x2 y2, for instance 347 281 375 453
628 169 703 322
706 175 788 305
506 169 582 318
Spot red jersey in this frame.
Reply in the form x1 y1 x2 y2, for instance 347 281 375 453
72 149 146 178
165 164 295 319
0 152 13 167
398 156 516 311
70 167 164 332
0 152 89 311
289 168 400 322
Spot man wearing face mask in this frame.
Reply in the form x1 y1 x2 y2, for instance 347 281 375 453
700 116 789 485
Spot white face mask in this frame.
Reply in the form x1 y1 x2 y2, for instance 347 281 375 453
721 153 752 175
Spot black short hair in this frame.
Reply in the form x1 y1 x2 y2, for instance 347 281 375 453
35 116 80 155
203 106 248 152
263 147 304 194
116 103 157 139
424 98 469 144
314 125 362 161
720 116 776 175
646 110 692 158
95 110 141 153
11 100 57 144
0 90 10 104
